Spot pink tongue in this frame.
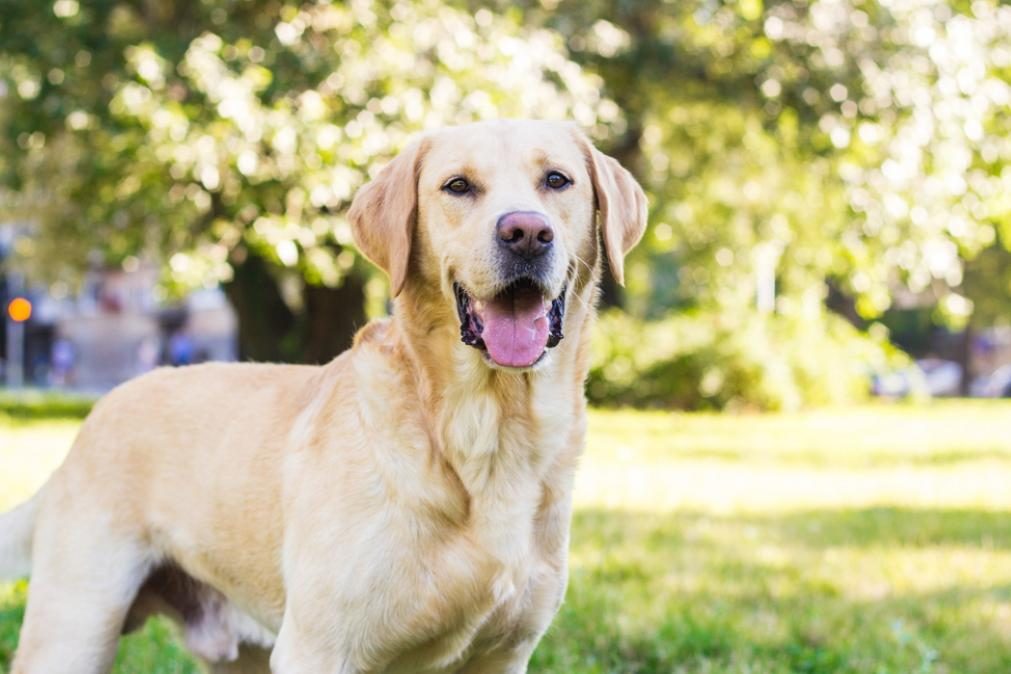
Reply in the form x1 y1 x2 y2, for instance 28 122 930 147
477 291 550 368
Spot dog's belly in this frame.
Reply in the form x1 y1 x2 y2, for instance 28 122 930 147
125 563 276 663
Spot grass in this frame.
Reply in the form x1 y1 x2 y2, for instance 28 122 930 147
0 388 97 421
2 400 1011 673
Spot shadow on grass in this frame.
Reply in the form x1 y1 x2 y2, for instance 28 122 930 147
746 506 1011 550
573 505 1011 551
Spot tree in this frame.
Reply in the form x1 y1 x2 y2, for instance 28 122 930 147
0 0 611 361
535 0 1009 325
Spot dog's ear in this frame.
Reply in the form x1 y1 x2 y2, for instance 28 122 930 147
583 137 648 286
348 138 427 297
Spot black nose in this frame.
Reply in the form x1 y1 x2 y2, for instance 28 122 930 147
496 211 554 259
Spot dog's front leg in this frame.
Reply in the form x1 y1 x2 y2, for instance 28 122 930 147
270 617 363 674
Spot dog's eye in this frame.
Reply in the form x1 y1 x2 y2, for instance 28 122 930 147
545 171 571 190
443 177 472 195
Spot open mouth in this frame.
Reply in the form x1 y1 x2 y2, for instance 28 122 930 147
454 278 566 369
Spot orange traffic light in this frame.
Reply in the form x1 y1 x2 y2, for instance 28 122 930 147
7 297 32 323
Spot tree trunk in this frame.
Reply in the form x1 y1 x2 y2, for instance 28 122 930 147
223 249 297 363
221 248 368 365
301 274 367 365
958 322 974 397
824 281 865 328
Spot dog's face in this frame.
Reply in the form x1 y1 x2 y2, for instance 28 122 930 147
349 120 647 370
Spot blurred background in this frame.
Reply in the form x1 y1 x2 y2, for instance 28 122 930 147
0 0 1008 407
1 1 1011 673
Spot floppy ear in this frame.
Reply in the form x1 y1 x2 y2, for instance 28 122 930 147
348 138 427 297
585 143 648 286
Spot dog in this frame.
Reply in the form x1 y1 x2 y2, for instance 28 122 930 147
0 119 646 674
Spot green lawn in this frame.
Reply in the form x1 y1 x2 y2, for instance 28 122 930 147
2 401 1010 673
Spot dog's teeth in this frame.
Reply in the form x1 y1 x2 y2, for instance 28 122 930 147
473 300 485 311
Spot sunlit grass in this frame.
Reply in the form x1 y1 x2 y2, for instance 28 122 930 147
2 402 1010 673
0 416 79 506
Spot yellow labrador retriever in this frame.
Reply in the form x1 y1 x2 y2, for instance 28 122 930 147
0 119 646 674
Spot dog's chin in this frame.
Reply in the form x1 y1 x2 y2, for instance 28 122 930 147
453 278 566 371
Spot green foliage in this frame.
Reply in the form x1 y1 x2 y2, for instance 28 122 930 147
962 231 1011 329
0 0 610 291
0 0 618 362
488 0 1009 407
588 309 906 411
520 0 1011 324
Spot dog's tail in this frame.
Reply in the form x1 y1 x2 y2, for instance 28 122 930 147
0 490 42 580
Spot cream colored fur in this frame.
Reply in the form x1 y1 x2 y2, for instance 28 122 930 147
0 119 646 674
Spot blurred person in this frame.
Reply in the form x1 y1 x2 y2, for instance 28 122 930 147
168 330 194 367
50 337 75 388
136 336 160 375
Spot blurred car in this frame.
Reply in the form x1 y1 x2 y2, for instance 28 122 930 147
872 358 963 398
916 358 963 396
970 365 1011 398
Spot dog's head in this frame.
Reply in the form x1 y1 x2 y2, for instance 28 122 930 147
348 120 646 371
